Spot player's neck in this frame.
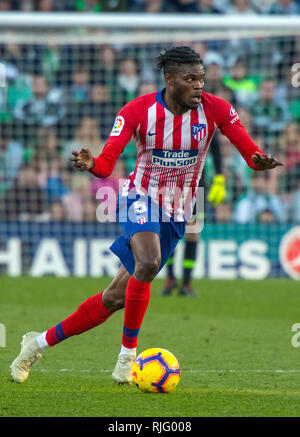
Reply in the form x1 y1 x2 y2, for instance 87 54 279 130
162 89 189 116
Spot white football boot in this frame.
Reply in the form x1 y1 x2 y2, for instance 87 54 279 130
112 353 136 384
10 332 43 383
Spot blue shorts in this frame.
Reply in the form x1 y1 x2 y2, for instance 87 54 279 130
110 194 186 276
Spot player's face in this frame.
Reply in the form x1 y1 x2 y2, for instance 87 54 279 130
166 64 205 111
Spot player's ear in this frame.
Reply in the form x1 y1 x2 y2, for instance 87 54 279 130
164 72 174 87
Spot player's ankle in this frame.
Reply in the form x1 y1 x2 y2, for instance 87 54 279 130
120 345 136 356
36 332 50 351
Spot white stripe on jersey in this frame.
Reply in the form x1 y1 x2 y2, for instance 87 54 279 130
181 111 192 151
149 103 174 199
161 107 175 216
163 107 174 148
177 110 193 220
146 102 157 149
133 102 156 193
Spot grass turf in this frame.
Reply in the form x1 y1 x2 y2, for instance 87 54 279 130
1 277 300 417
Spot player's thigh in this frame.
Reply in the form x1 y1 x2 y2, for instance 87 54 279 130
130 231 161 278
102 265 131 311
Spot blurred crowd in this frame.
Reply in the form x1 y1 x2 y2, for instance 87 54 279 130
0 0 300 14
0 5 299 224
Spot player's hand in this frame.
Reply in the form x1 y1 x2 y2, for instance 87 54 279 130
208 174 226 207
70 148 94 172
252 152 284 170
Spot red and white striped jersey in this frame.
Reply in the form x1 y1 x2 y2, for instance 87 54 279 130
96 89 263 220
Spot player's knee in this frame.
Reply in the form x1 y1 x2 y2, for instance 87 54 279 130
134 257 161 282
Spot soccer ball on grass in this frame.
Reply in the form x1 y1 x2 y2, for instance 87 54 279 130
132 348 180 393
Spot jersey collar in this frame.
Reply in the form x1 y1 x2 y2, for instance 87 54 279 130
156 88 169 110
156 88 199 114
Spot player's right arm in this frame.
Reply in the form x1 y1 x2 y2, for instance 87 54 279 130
70 99 141 177
207 94 283 171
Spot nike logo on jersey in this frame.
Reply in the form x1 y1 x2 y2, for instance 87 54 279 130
148 131 161 136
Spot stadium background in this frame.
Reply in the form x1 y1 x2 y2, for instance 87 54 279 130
1 0 300 420
0 0 299 280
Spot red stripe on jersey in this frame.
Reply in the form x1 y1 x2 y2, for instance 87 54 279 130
153 103 166 202
139 117 147 152
160 112 181 199
130 153 141 189
204 118 215 152
140 102 165 193
172 114 182 150
131 118 147 189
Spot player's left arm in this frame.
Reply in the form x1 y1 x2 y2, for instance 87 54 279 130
213 97 284 171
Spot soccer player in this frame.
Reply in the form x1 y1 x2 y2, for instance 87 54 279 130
10 46 283 385
161 135 226 297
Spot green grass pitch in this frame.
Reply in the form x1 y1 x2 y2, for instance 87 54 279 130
1 277 300 417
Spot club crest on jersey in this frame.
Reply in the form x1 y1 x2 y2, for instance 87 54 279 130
137 216 148 225
192 123 206 141
133 201 148 224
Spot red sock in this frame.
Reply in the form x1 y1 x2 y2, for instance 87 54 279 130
122 276 151 349
46 291 112 346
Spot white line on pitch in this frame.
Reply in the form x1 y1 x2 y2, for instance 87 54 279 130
36 369 300 374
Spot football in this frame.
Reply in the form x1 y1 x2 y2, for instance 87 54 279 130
132 348 180 393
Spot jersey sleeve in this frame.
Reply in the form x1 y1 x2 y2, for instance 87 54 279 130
106 99 142 149
211 96 265 171
89 99 141 178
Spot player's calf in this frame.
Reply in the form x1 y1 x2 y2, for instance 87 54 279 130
102 266 130 311
112 275 152 384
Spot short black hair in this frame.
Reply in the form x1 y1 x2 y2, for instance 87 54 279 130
157 46 203 75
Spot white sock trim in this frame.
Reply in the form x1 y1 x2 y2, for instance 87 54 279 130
36 331 50 350
120 345 136 356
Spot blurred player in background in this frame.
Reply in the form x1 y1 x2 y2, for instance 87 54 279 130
161 136 226 297
10 46 282 386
